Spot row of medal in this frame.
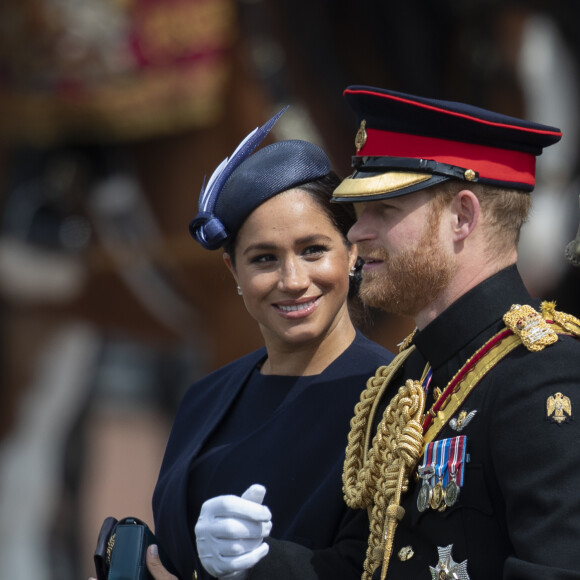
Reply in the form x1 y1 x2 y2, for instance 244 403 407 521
417 435 467 512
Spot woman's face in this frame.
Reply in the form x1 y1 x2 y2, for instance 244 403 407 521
224 189 357 350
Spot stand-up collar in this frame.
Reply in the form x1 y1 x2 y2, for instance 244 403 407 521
413 265 533 370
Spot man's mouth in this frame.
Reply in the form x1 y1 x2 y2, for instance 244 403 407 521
360 256 385 269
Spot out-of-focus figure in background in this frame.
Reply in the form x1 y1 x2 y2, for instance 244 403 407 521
0 2 247 579
0 2 579 580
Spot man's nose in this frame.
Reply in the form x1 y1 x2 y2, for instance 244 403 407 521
348 209 375 244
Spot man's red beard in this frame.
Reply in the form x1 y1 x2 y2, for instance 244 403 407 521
358 227 455 318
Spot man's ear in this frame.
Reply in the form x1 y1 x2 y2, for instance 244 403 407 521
452 189 480 242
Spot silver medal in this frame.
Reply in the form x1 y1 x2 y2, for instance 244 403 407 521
445 479 460 507
417 464 435 512
417 480 432 512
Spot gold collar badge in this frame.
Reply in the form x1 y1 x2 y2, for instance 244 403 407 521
547 392 572 424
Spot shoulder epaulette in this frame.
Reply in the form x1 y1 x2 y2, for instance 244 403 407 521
425 302 579 442
503 303 558 351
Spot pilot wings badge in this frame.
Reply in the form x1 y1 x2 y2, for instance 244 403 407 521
449 410 477 432
546 392 572 424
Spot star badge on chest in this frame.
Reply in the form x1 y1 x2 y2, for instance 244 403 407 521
429 544 470 580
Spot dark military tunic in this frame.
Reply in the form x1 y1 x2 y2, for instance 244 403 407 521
377 265 580 579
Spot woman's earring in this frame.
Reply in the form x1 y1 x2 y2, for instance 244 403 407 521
349 266 356 277
237 285 243 295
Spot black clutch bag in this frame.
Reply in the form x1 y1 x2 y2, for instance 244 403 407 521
94 516 177 580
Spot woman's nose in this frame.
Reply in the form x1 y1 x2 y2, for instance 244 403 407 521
278 258 309 291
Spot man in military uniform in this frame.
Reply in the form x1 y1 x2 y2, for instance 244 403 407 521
333 86 580 580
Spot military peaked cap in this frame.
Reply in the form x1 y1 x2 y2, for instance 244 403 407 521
332 85 562 202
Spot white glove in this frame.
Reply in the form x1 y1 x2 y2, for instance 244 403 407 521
195 484 272 580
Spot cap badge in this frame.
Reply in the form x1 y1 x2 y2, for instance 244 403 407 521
429 544 470 580
355 120 367 152
547 392 572 424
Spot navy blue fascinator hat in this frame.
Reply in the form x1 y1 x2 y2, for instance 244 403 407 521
189 108 331 250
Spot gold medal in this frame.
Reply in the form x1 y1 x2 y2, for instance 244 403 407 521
430 479 444 510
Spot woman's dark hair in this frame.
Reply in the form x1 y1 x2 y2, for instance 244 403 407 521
298 172 356 238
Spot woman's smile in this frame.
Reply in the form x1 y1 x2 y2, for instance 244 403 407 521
274 296 321 317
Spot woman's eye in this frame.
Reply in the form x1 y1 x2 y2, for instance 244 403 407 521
303 245 327 257
250 254 276 264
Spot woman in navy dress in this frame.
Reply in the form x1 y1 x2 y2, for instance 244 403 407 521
145 110 394 580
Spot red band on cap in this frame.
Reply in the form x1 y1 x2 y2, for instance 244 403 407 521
359 129 536 187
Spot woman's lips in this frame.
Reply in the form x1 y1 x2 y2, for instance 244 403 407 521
274 297 320 317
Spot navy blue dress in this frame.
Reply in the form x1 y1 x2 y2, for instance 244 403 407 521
153 331 393 580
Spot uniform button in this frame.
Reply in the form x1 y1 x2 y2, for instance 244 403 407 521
398 545 414 561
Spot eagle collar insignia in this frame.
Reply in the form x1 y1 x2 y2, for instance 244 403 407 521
547 392 572 424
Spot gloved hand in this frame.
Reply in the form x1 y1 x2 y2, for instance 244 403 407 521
195 484 272 580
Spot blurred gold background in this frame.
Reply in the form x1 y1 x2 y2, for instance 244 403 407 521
0 1 578 578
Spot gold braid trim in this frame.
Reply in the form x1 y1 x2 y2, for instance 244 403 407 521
541 301 580 337
423 331 522 443
343 347 415 509
343 341 424 580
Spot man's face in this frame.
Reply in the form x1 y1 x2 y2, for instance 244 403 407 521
347 192 455 318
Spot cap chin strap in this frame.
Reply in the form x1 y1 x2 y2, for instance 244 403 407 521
331 156 478 201
354 155 477 180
